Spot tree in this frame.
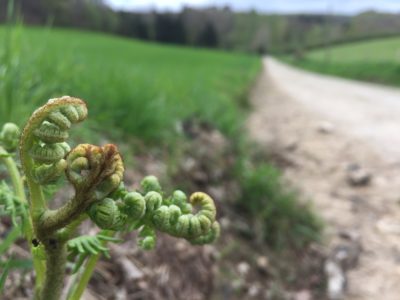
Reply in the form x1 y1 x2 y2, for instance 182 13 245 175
196 22 218 48
154 13 186 45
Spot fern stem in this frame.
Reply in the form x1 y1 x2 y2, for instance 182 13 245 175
25 161 47 217
0 147 26 204
67 252 100 300
40 242 67 300
20 158 47 291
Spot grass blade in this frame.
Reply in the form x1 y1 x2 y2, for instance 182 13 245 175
0 259 11 293
0 226 20 255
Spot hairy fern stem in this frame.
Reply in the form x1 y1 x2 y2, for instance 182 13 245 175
41 241 67 300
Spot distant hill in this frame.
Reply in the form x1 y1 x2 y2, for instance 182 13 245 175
284 36 400 86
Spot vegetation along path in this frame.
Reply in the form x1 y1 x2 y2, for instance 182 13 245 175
248 57 400 300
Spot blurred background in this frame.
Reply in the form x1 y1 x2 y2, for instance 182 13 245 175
1 0 400 299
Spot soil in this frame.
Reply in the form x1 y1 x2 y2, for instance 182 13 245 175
248 57 400 300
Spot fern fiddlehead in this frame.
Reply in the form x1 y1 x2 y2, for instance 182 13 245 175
79 174 220 250
15 96 220 300
121 191 146 220
189 220 221 245
151 191 217 240
19 99 124 236
91 176 220 250
138 225 157 250
141 175 162 193
0 122 20 152
20 97 87 187
65 143 124 199
87 198 126 230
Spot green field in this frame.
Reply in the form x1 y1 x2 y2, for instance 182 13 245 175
284 36 400 86
0 26 260 143
0 25 321 252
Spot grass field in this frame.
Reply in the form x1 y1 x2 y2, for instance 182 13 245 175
283 36 400 86
0 26 260 143
0 25 321 251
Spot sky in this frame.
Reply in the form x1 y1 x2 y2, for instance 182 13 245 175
105 0 400 15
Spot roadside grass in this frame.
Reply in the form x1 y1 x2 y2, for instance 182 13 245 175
0 25 322 253
283 36 400 87
237 162 322 250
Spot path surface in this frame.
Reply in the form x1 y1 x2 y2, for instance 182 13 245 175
248 57 400 300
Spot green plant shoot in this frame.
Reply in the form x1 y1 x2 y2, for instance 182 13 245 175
0 96 220 300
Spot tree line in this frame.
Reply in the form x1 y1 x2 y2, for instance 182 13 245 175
1 0 400 54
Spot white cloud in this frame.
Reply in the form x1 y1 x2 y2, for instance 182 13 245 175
106 0 208 11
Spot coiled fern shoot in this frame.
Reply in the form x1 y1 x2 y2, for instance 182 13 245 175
0 96 220 300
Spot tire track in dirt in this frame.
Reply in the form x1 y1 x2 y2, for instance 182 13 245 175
248 57 400 300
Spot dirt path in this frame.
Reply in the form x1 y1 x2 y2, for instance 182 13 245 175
248 57 400 300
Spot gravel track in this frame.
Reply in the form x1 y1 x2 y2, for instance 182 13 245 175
248 57 400 300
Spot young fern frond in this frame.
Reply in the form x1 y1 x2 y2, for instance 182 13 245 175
0 122 20 152
68 234 121 258
65 143 124 201
151 191 217 240
0 96 221 300
20 97 87 187
101 177 220 249
121 191 146 220
87 198 127 230
140 175 162 194
189 221 221 245
66 233 122 275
